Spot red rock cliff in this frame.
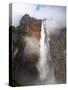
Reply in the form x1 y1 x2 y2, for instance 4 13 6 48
20 14 41 40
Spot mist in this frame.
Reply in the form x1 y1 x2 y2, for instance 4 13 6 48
24 36 40 56
36 6 66 38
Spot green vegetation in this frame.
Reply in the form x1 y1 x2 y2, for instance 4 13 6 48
12 80 22 86
9 25 26 58
9 25 27 86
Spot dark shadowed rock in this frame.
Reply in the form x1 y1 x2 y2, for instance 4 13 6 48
50 29 66 83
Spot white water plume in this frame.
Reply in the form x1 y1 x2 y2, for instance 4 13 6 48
37 21 49 81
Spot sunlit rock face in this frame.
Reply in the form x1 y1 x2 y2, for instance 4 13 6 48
19 14 42 64
20 14 41 40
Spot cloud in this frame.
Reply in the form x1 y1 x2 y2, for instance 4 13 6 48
35 5 66 38
12 3 37 26
11 3 66 28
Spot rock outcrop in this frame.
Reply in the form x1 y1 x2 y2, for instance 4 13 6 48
20 14 41 40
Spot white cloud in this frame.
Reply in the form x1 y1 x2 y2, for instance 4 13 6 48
11 3 66 27
12 3 37 26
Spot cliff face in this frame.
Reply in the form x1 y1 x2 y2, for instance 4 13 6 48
20 14 41 40
13 14 66 85
14 15 42 66
50 29 66 83
20 14 66 83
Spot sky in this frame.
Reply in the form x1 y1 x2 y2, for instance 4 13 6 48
10 3 66 27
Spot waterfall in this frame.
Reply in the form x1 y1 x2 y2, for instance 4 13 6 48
39 21 46 67
37 21 49 82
